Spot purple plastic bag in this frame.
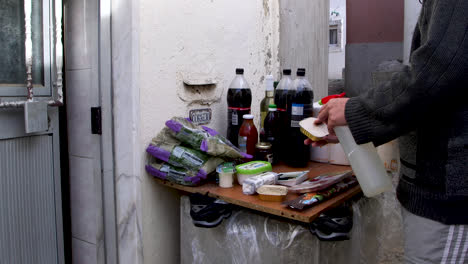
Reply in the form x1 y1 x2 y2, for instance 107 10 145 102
165 117 252 159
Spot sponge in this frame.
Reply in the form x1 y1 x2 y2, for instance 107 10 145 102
299 117 329 141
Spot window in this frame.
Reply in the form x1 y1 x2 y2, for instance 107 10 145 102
329 28 338 45
0 0 56 97
329 20 342 52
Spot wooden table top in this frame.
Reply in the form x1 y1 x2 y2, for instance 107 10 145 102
153 161 362 223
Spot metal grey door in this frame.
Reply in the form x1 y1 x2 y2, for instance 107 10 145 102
0 0 65 263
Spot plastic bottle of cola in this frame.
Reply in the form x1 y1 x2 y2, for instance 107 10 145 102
274 69 293 161
284 68 314 167
227 68 252 147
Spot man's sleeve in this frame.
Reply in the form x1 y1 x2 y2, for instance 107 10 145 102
345 0 468 146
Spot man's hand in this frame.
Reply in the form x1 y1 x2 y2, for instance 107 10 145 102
316 98 349 135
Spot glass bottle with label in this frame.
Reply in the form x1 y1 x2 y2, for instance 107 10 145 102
238 114 258 161
227 68 252 147
260 75 275 140
284 68 314 167
263 104 280 164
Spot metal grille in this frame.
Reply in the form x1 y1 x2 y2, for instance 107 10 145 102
0 135 58 264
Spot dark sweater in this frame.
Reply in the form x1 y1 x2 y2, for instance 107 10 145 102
345 0 468 224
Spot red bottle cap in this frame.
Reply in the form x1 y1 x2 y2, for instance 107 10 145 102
319 92 346 105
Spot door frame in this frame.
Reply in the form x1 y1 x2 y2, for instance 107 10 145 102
99 0 118 263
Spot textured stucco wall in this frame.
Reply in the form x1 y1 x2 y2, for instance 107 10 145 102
139 0 280 263
329 0 347 79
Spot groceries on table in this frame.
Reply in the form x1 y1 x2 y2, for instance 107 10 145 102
145 68 362 213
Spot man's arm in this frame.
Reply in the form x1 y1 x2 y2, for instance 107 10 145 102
345 0 468 146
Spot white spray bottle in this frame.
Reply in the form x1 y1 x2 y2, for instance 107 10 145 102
318 94 392 197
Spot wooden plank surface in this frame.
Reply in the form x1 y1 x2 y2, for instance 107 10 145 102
153 162 362 223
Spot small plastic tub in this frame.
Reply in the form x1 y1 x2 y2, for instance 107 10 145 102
216 162 236 188
257 185 288 202
235 161 272 185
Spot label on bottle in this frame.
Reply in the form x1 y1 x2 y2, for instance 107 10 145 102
238 136 247 152
291 103 304 128
292 104 304 116
290 120 300 127
172 147 204 167
232 111 238 125
228 107 251 127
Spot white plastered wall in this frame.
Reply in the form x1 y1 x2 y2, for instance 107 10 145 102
139 0 280 262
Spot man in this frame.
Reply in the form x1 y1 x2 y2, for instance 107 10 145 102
310 0 468 263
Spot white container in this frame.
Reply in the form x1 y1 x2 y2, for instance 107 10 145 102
334 126 392 197
377 139 400 173
235 161 272 185
219 172 234 188
310 145 330 163
216 163 235 188
312 101 322 117
329 143 350 165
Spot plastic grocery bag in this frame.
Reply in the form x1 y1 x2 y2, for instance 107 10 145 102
146 127 224 179
165 117 251 159
145 159 202 186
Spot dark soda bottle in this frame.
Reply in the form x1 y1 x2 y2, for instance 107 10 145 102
284 68 314 167
227 68 252 147
263 104 281 164
274 69 292 113
274 69 293 161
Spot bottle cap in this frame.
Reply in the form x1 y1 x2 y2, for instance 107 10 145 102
236 68 244 74
319 92 346 105
297 68 306 76
268 104 277 111
265 75 274 91
243 114 254 119
283 69 292 75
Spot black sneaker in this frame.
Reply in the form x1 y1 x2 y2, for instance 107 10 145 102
189 193 232 228
309 206 353 241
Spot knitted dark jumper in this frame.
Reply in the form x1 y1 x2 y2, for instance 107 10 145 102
345 0 468 224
